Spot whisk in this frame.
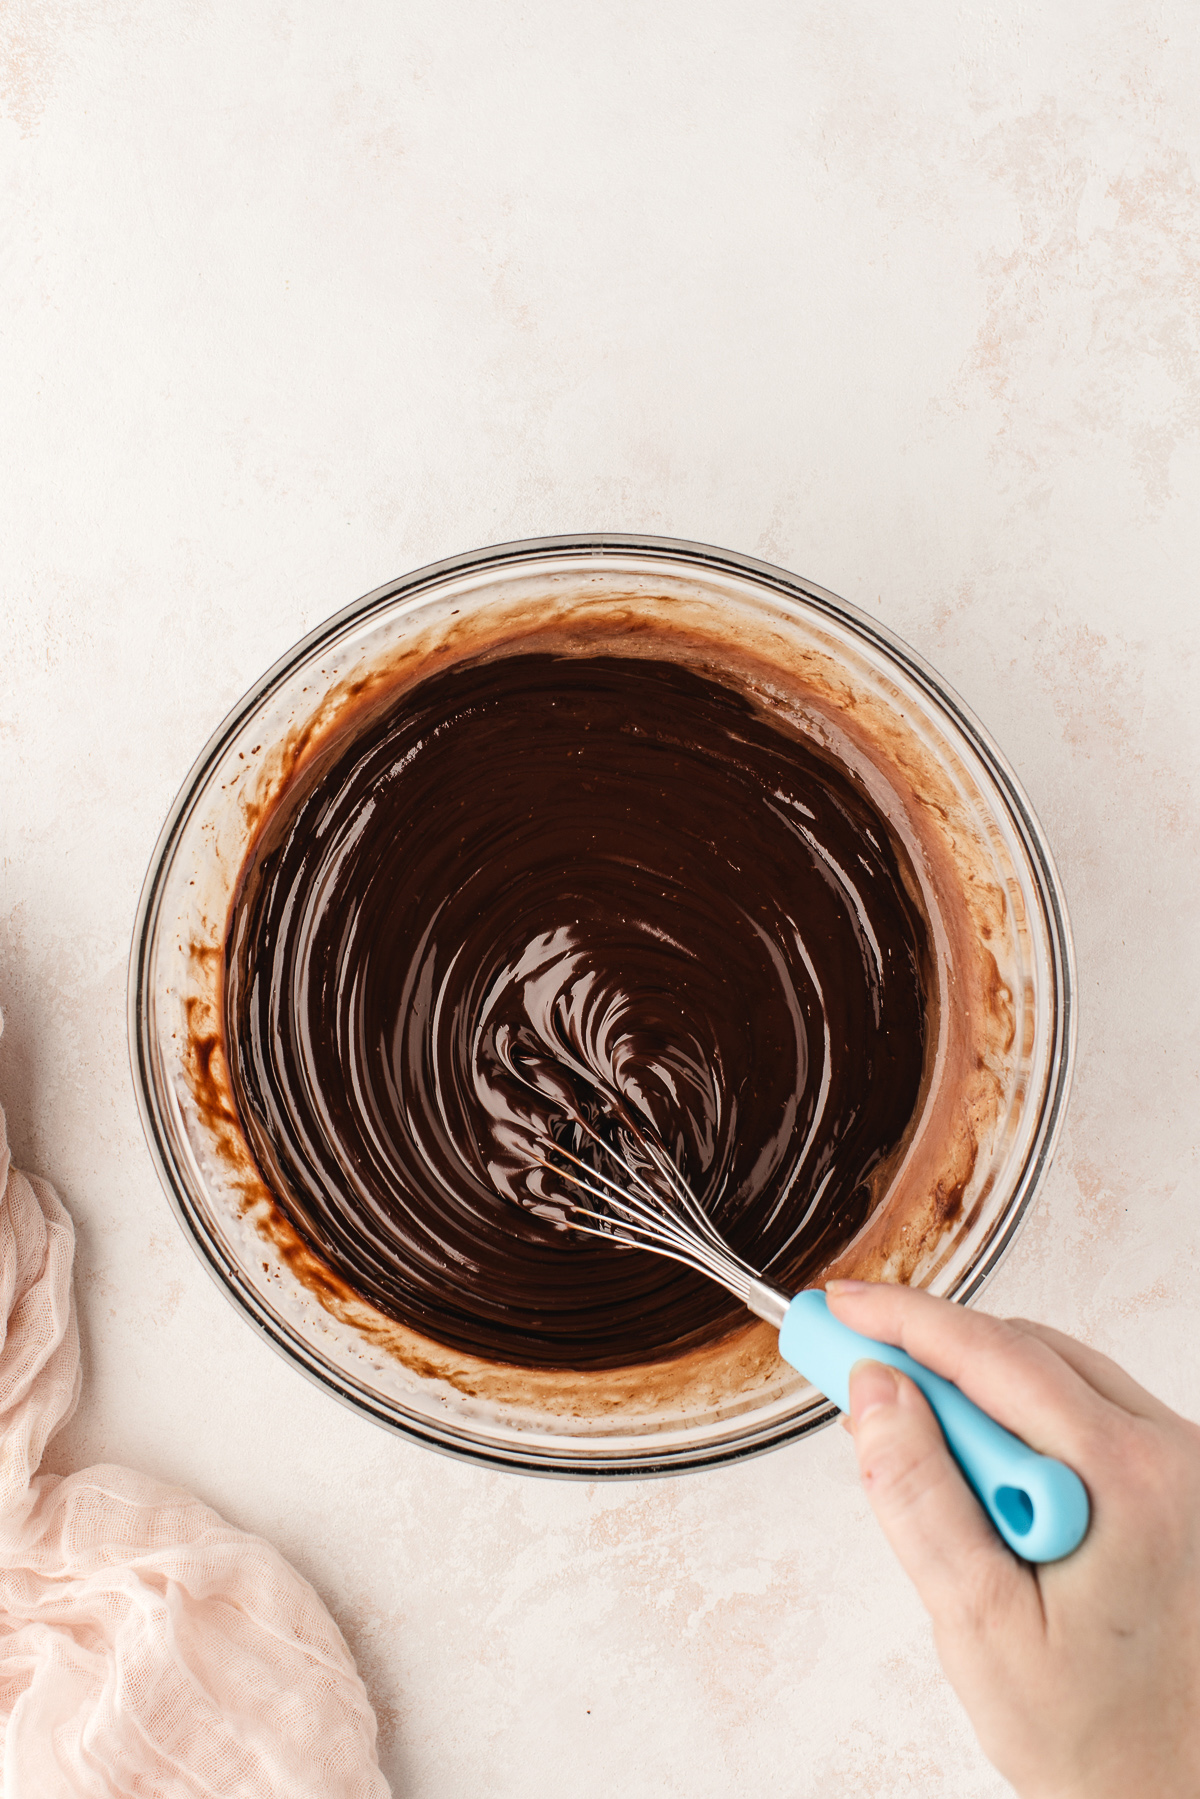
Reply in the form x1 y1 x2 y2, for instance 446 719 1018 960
534 1107 1089 1565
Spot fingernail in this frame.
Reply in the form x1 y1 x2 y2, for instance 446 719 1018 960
825 1279 873 1296
848 1359 899 1421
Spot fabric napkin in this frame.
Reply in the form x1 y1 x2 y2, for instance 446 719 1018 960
0 1019 390 1797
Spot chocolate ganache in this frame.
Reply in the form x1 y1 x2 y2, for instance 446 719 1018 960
224 652 930 1370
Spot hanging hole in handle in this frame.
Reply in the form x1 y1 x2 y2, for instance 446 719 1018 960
995 1486 1034 1535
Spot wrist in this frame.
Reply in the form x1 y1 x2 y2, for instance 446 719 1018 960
1021 1757 1200 1799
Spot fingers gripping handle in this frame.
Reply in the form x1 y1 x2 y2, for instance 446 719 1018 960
778 1291 1090 1563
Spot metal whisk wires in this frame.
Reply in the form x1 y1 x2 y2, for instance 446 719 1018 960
535 1109 789 1330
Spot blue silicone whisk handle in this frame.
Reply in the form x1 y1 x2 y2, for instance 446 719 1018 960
778 1290 1090 1563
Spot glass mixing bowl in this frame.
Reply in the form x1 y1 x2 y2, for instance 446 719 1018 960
129 535 1074 1476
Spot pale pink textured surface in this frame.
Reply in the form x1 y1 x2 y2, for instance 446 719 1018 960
0 1062 388 1795
2 5 1199 1795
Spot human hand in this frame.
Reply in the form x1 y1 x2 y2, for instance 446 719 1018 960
826 1279 1200 1798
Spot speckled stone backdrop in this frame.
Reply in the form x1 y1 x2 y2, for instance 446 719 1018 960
3 4 1199 1794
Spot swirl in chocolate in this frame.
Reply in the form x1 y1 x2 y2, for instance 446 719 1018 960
224 653 929 1370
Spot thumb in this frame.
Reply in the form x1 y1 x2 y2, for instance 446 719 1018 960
848 1359 1018 1621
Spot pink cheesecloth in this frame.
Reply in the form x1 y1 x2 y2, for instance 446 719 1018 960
0 1021 391 1797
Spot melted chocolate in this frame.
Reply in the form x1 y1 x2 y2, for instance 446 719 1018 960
224 653 929 1369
